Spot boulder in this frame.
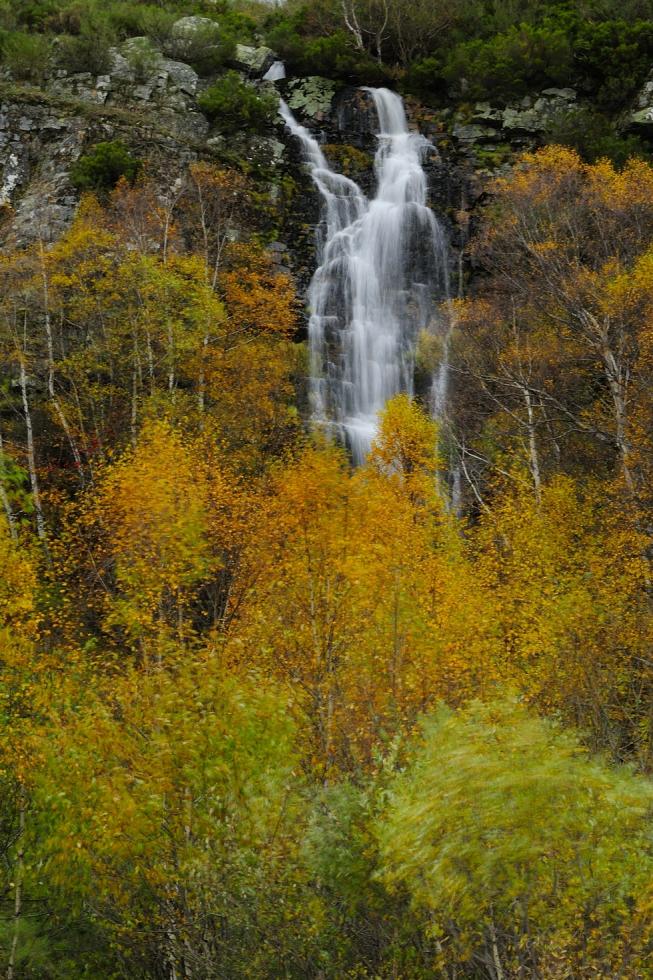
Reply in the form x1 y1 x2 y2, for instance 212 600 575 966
232 44 277 76
160 59 199 97
628 106 653 133
471 103 504 125
166 16 222 62
501 106 544 134
170 16 221 42
541 87 577 100
627 74 653 132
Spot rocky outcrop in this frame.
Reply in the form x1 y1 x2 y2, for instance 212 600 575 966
451 88 577 150
0 52 574 302
46 43 208 141
0 87 205 246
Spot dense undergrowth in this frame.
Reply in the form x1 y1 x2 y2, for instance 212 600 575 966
3 1 653 978
4 0 653 107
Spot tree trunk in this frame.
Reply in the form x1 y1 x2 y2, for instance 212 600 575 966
19 357 48 559
39 244 85 483
7 790 26 980
522 385 542 501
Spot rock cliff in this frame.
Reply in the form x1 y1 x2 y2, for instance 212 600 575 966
3 36 651 298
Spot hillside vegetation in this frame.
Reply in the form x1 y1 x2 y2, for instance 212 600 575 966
2 2 653 979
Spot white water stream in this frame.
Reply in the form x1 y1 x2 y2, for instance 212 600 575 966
280 88 450 463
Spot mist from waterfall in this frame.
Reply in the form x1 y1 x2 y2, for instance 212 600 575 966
280 88 450 464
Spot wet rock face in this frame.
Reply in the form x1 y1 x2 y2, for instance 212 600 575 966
0 46 560 305
1 101 85 242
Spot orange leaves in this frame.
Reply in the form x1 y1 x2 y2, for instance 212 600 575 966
474 475 653 759
0 520 38 638
227 432 502 772
369 394 440 481
94 421 215 646
219 243 298 340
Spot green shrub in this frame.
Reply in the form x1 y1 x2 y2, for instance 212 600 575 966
545 106 651 166
136 5 177 49
1 29 50 81
376 699 653 976
106 2 175 44
165 17 235 77
70 141 141 192
574 18 653 108
198 71 278 135
443 22 574 102
402 56 447 102
10 0 60 31
0 0 15 31
122 36 160 82
55 13 116 74
265 5 389 84
44 1 86 35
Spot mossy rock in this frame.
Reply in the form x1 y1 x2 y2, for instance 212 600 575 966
285 77 337 120
322 143 371 179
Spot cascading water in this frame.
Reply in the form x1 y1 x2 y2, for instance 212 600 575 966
280 88 450 464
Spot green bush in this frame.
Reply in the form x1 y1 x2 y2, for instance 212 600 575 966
545 105 651 165
0 0 15 31
55 13 115 74
122 35 160 82
9 0 60 31
376 699 653 976
165 17 235 77
443 21 574 102
136 5 177 49
1 29 50 81
106 2 176 44
70 141 141 192
402 56 447 102
198 71 279 135
265 5 389 84
574 18 653 108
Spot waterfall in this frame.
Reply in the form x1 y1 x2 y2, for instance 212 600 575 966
263 61 286 82
280 88 450 464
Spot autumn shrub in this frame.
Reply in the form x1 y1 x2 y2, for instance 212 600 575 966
32 663 318 977
198 70 279 135
70 141 141 192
